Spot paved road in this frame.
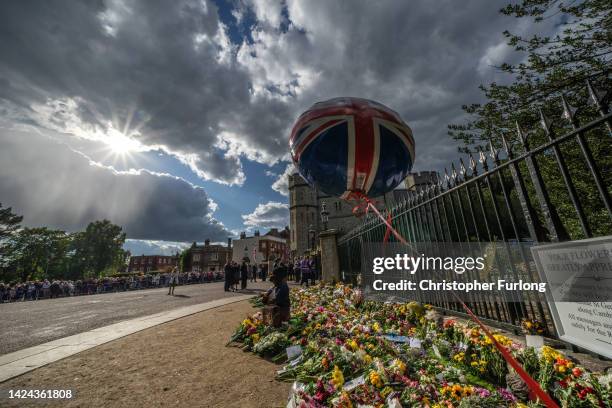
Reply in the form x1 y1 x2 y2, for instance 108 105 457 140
0 281 273 355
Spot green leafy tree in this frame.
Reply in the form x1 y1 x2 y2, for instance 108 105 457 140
0 203 23 241
1 228 72 282
448 0 611 240
179 248 190 272
72 220 127 278
0 204 23 268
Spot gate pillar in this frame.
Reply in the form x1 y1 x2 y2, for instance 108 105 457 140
319 229 340 283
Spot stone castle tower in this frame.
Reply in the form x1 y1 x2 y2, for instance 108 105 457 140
288 173 320 256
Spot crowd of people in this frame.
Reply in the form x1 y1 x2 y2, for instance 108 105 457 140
223 261 269 291
1 255 320 303
223 255 319 292
0 270 223 303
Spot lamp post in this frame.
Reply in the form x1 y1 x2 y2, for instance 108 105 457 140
320 201 329 231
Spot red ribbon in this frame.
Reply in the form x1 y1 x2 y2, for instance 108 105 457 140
450 291 559 408
347 191 408 245
383 213 393 243
346 190 560 408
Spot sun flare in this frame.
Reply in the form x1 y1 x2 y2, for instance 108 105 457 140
106 128 142 155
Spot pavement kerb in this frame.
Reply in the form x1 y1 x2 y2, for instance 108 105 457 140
0 294 255 383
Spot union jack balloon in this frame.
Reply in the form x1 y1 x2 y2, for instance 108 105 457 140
290 97 415 198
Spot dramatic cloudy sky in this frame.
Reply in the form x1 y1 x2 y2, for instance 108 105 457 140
0 0 553 253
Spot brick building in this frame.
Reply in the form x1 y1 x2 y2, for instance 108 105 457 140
128 254 178 273
184 239 232 273
232 230 289 264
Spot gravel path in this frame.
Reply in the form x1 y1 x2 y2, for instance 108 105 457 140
1 300 291 407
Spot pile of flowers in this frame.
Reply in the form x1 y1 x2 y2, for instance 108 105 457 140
228 284 612 407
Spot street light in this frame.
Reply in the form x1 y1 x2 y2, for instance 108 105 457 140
320 201 329 231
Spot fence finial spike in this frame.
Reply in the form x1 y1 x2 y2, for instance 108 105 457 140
515 121 528 147
488 140 499 162
444 167 452 188
561 94 577 122
437 176 445 192
500 133 512 158
459 157 468 178
586 78 606 106
538 108 552 133
469 154 478 174
450 162 459 182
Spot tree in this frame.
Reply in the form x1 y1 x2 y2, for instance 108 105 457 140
449 0 611 148
0 203 23 241
1 227 72 282
72 220 127 278
0 204 23 264
179 249 190 273
448 0 611 240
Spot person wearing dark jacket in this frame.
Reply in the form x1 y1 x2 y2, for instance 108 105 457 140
262 264 290 327
240 261 248 290
223 262 232 292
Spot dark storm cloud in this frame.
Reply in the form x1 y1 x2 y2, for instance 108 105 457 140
0 130 229 242
0 0 557 237
0 0 291 184
0 0 536 183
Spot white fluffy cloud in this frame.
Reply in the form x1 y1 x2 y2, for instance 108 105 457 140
242 201 289 229
124 239 190 256
271 163 295 196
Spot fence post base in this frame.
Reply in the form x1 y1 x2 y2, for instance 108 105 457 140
319 229 340 283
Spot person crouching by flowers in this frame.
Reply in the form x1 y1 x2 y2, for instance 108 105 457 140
261 263 290 327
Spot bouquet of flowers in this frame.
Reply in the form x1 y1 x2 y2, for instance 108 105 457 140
252 331 289 357
521 318 546 336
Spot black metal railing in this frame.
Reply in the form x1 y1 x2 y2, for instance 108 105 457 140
338 79 612 334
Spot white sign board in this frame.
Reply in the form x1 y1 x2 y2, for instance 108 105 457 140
531 236 612 358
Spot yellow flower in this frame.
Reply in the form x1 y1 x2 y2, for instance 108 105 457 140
453 352 465 362
541 346 562 363
251 333 260 343
369 370 383 388
372 322 381 333
364 354 373 364
391 358 406 374
332 365 344 388
347 339 359 351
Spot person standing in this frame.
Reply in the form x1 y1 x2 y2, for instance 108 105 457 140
309 256 317 285
300 257 310 286
168 266 178 295
223 262 232 291
231 262 239 291
294 259 301 283
240 261 248 290
250 263 257 283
